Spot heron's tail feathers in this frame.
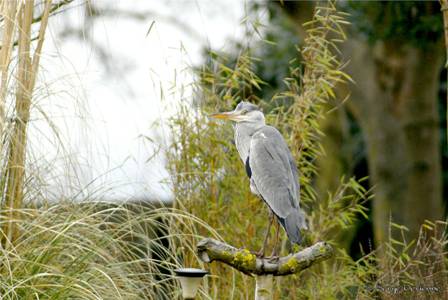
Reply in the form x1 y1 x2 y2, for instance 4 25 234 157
282 209 308 245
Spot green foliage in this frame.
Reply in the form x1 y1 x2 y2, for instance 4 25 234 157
199 2 301 111
346 1 443 46
250 3 302 103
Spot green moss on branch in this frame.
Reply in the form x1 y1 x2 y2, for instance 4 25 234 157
197 238 333 276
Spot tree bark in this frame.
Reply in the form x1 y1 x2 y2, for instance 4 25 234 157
197 238 333 300
342 39 444 244
441 0 448 144
196 238 333 276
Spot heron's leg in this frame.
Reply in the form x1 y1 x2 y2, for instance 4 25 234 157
270 219 280 258
257 210 274 257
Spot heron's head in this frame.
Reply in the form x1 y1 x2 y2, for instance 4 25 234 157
209 101 265 125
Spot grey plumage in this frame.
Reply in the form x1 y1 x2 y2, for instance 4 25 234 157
211 101 307 245
248 126 306 244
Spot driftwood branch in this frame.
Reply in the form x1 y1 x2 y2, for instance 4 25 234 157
197 238 333 276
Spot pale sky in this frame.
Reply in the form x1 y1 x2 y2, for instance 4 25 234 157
28 0 255 203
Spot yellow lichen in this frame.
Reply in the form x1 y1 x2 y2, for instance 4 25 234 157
279 257 300 274
232 249 256 270
219 250 234 261
319 245 326 254
291 244 301 252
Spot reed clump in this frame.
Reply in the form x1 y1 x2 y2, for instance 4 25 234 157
0 202 219 299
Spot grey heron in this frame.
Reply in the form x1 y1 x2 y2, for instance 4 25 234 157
210 101 307 256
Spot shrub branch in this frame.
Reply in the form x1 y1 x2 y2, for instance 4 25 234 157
197 238 333 276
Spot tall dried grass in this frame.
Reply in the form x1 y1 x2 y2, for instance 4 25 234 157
0 202 219 299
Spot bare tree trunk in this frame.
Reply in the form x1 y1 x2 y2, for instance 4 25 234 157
316 105 358 250
392 44 443 240
441 0 448 144
317 107 350 197
344 40 444 244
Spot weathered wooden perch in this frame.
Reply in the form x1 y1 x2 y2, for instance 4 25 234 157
197 238 333 276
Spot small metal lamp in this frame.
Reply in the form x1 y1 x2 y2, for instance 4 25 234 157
174 268 208 299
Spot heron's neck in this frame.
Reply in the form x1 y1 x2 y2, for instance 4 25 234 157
234 122 264 162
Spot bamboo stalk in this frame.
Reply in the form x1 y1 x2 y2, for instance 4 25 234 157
29 0 51 89
0 0 18 137
0 0 19 249
3 0 52 246
4 0 34 246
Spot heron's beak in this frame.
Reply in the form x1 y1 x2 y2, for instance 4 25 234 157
209 111 242 121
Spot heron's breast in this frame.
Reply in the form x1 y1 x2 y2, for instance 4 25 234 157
234 127 251 163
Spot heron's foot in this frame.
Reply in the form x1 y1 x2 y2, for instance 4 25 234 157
264 246 280 261
265 255 280 262
254 248 265 258
269 248 279 258
256 251 265 258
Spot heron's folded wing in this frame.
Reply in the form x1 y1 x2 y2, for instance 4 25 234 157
249 127 299 219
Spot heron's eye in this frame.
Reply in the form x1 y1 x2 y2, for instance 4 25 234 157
241 109 248 115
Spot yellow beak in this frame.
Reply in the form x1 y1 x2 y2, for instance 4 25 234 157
209 111 241 121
